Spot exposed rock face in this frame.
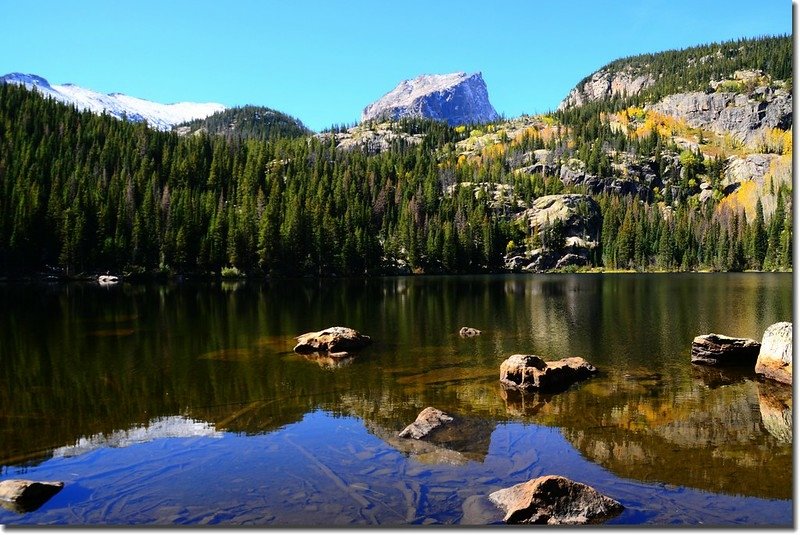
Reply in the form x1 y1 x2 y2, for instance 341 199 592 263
691 334 761 366
316 122 423 154
293 326 372 354
649 88 792 147
558 67 655 110
499 354 598 392
755 322 792 384
361 72 499 126
459 327 482 337
506 194 601 271
0 479 64 513
488 475 624 524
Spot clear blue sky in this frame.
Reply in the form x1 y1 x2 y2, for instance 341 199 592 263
0 0 791 131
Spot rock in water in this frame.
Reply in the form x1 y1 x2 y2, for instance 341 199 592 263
361 72 499 126
488 475 623 524
0 479 64 513
398 407 454 439
293 326 371 354
499 354 597 392
691 334 761 366
755 322 792 384
459 327 482 337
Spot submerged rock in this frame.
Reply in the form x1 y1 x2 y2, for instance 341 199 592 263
757 381 792 443
755 322 792 385
488 475 624 524
293 326 372 354
499 354 597 392
0 479 64 513
459 327 482 337
690 333 760 366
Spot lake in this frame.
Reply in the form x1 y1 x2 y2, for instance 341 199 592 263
0 273 792 526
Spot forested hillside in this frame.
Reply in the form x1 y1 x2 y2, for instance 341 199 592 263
175 105 311 141
0 35 792 278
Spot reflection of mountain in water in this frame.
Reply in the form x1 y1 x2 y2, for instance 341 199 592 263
53 416 222 458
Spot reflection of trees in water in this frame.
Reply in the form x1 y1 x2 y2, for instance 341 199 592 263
504 371 792 499
0 275 792 502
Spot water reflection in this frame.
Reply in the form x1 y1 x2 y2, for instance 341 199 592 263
0 274 792 504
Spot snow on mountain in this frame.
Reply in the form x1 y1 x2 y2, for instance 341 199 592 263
1 72 225 131
361 71 499 126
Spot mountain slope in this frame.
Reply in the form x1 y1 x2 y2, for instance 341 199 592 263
0 72 225 131
361 72 499 126
558 35 791 110
175 105 311 140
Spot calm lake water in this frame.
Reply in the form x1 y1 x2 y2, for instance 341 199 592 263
0 274 792 526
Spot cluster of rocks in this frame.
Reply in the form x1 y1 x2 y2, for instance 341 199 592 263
315 123 423 154
691 321 792 385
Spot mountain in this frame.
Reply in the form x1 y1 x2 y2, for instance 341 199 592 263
0 72 225 131
361 71 499 126
175 105 311 140
557 35 791 110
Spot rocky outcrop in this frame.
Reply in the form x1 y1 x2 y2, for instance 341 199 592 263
488 475 624 524
691 334 761 366
499 354 598 392
649 87 791 147
397 407 494 461
316 122 423 154
505 194 601 272
293 326 372 354
361 72 499 126
459 327 482 337
558 67 655 110
0 479 64 513
755 322 792 384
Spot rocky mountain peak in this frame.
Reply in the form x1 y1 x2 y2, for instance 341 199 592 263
361 71 499 126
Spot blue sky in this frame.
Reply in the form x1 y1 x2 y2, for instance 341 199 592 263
0 0 791 131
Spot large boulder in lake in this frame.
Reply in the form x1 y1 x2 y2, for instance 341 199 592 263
755 322 792 385
0 479 64 513
690 333 760 366
293 326 372 354
500 354 597 392
488 475 624 524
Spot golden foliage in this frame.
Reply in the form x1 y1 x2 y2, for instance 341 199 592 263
717 180 759 221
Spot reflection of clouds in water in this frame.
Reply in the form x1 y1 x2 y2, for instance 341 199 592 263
52 416 222 458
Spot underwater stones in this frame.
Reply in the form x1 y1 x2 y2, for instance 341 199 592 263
0 479 64 513
499 354 597 392
690 333 761 366
755 322 792 385
293 326 372 354
488 475 623 524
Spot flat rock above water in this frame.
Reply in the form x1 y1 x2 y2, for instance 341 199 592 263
499 354 598 392
691 333 761 366
0 479 64 513
293 326 372 354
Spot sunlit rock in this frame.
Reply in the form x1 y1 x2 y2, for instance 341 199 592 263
755 322 792 384
397 407 494 461
0 479 64 513
691 333 760 366
488 475 623 524
499 354 597 392
293 326 372 354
